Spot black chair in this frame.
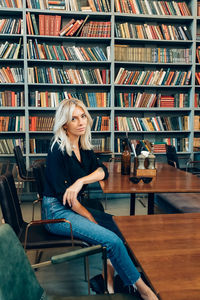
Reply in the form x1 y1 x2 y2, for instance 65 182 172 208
14 145 35 181
0 172 90 267
165 144 180 168
13 145 36 198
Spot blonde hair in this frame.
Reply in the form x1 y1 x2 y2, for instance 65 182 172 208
51 98 93 156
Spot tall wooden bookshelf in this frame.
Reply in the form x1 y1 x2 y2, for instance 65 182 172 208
0 0 200 167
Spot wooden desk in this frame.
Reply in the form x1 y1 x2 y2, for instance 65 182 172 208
100 162 200 215
113 213 200 300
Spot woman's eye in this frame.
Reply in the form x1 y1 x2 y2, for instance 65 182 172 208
82 114 86 118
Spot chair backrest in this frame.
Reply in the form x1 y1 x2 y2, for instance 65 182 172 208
166 145 180 169
0 172 24 235
0 223 44 300
32 160 46 199
14 145 27 179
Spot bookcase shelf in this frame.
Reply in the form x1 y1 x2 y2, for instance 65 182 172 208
0 0 199 163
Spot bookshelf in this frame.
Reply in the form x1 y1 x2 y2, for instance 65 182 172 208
0 0 200 167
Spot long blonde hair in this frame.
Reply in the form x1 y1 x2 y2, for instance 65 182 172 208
51 98 93 156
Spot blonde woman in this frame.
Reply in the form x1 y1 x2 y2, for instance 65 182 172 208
42 98 158 300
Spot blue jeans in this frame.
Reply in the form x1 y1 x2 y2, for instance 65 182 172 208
42 196 141 286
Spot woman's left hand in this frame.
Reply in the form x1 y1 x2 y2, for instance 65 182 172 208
63 179 83 207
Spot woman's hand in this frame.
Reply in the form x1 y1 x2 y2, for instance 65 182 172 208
63 179 83 207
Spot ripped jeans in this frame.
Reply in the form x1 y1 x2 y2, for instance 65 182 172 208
42 196 141 286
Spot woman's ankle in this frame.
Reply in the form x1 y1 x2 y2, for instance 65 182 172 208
134 278 158 300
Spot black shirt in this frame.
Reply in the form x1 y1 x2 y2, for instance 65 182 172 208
44 142 109 207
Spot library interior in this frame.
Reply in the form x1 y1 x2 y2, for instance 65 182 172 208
1 0 200 299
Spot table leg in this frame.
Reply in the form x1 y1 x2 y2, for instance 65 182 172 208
148 193 154 215
130 193 136 215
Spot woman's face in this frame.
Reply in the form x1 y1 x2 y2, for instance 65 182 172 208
64 106 88 139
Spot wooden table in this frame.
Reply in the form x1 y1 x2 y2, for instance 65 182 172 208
113 213 200 300
99 162 200 215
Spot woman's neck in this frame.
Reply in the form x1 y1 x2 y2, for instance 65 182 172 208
69 137 79 150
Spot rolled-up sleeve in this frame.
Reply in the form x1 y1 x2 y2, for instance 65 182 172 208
89 150 109 180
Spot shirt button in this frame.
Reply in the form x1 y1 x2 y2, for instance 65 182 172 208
65 180 67 184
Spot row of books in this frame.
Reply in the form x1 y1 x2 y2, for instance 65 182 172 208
0 39 22 59
115 68 191 86
87 0 110 12
114 0 191 16
26 13 60 36
158 94 189 108
80 21 111 37
194 116 200 131
29 115 111 131
195 94 200 108
0 18 22 34
28 13 88 36
194 137 200 151
92 137 110 151
26 0 110 12
27 39 109 61
28 67 110 84
29 91 111 107
91 116 110 131
29 116 54 131
153 137 189 153
115 23 192 41
30 138 50 153
114 137 189 153
116 93 189 108
0 67 24 83
114 45 192 63
0 91 24 107
115 115 189 132
0 116 25 132
59 16 88 36
0 139 24 154
0 0 22 7
27 14 111 38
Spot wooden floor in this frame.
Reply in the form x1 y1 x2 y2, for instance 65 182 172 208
0 195 148 297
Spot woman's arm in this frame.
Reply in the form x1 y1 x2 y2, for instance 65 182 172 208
70 200 97 224
63 167 105 208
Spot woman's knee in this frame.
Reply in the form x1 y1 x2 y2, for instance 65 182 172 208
105 232 124 254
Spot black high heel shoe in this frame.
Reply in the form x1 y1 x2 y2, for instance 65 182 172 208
90 274 105 294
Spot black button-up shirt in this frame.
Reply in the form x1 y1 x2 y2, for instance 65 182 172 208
44 142 109 208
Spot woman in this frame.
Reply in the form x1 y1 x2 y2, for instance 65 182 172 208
42 98 158 300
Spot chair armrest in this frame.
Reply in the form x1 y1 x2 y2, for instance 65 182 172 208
51 245 103 264
24 218 73 250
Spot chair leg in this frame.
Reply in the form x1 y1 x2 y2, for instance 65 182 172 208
84 256 88 282
34 250 43 265
85 256 90 295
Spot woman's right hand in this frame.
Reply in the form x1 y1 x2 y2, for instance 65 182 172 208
63 179 83 207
